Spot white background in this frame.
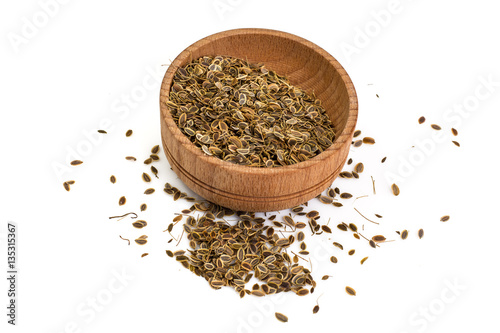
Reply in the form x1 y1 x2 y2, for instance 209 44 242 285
1 0 500 332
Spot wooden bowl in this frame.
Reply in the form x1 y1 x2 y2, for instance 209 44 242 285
160 28 357 212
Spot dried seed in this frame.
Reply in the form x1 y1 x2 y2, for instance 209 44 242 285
165 250 173 257
110 175 116 184
353 140 363 147
306 210 319 219
345 286 356 296
66 180 75 185
150 154 160 161
144 158 152 164
353 130 361 138
452 141 460 147
140 204 147 212
275 312 288 323
348 223 358 232
369 240 376 248
312 305 320 314
440 215 450 222
360 257 368 265
126 129 133 137
327 188 336 198
391 183 400 196
63 182 70 191
97 129 107 134
362 137 375 144
381 157 387 163
347 158 353 165
132 220 147 229
144 188 155 195
333 242 343 250
119 196 126 206
401 230 408 240
322 275 331 280
354 163 364 173
374 214 383 218
151 145 160 154
348 249 355 255
318 196 333 204
330 256 338 263
431 124 441 130
134 235 148 245
142 173 151 182
321 225 332 233
372 235 386 242
151 166 159 178
418 229 424 239
418 116 426 124
125 156 137 161
340 192 352 199
141 253 148 257
70 160 83 166
451 128 458 136
332 202 343 207
337 224 348 231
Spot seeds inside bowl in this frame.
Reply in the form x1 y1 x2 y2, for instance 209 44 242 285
166 55 336 167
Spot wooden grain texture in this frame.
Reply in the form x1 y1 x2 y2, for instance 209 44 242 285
160 28 358 212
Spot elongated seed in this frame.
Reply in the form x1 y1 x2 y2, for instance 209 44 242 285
440 215 450 222
118 196 126 205
391 183 400 196
345 286 356 296
110 175 116 184
418 229 424 239
275 312 288 323
126 129 133 137
70 160 83 166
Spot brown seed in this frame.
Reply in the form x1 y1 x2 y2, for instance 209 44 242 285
70 160 83 166
440 215 450 222
132 221 147 229
110 175 116 184
333 242 343 250
348 223 358 232
321 225 332 233
125 156 137 161
142 173 151 182
360 257 368 265
401 230 408 240
321 275 331 280
166 250 173 257
144 188 155 195
118 196 126 206
150 154 160 161
151 166 159 178
330 256 338 263
381 157 387 163
306 210 319 219
353 140 363 147
431 124 441 130
63 182 70 191
134 235 148 245
313 305 320 314
337 224 348 231
418 229 424 239
275 312 288 323
451 128 458 136
374 214 383 218
347 158 353 165
353 233 360 239
452 141 460 147
391 183 400 196
340 193 353 199
348 249 355 255
151 145 160 154
141 253 149 257
140 204 147 212
126 129 133 137
144 158 152 164
97 129 107 134
369 240 376 248
345 286 356 296
372 235 386 242
332 202 343 207
353 130 361 138
354 163 364 173
362 137 375 144
418 116 426 124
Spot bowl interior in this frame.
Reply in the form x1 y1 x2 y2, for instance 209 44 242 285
162 30 354 151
